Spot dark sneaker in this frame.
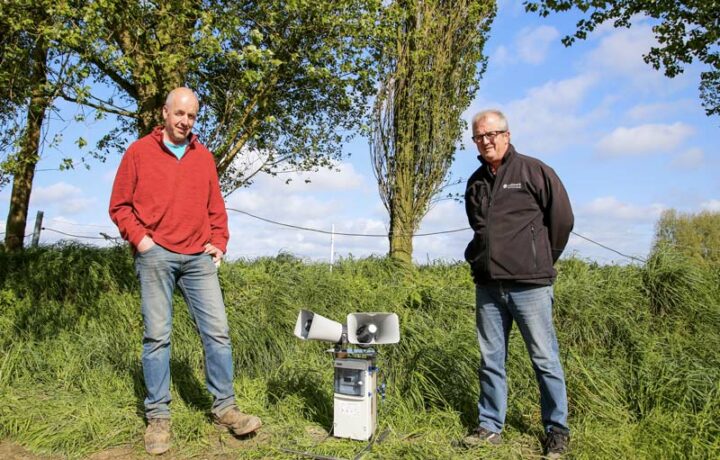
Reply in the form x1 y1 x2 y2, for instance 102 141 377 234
543 426 570 458
144 418 171 455
463 426 502 446
213 406 262 436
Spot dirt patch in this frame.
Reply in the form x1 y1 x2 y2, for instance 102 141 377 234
1 434 275 459
86 446 139 460
0 442 140 460
0 441 59 460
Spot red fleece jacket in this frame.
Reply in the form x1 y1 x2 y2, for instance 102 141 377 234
109 127 229 254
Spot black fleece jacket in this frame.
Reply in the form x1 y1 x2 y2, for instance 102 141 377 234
464 145 573 285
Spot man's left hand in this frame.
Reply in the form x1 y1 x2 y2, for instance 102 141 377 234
204 243 224 265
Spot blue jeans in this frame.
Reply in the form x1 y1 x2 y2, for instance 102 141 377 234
134 244 236 420
475 282 568 434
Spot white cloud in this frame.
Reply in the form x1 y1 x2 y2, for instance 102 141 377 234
500 74 602 152
29 181 97 214
585 23 658 83
227 189 340 221
582 19 691 94
701 200 720 212
626 100 697 122
60 198 97 214
414 200 469 263
581 196 666 222
223 163 390 261
225 161 373 223
489 26 560 67
569 194 667 262
497 0 532 18
271 162 366 193
671 148 704 170
225 211 390 262
236 160 367 194
596 122 695 156
586 23 655 75
520 74 597 110
31 182 82 204
491 45 511 67
462 73 608 155
421 200 467 229
516 26 560 65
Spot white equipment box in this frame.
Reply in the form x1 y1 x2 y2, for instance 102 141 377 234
333 358 377 440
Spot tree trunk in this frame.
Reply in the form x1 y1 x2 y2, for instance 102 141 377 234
388 139 415 265
4 40 49 251
136 90 164 137
388 208 414 266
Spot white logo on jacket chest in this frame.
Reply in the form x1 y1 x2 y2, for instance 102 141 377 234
503 183 522 189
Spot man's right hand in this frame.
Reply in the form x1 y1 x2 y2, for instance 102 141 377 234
137 235 156 253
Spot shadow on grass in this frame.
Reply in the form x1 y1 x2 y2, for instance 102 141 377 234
127 357 214 421
266 370 333 429
171 358 213 412
1 243 137 341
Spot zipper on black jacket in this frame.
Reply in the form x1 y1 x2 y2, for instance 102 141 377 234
531 224 537 271
486 170 500 279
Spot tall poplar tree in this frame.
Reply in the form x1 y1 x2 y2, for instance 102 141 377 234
371 0 494 265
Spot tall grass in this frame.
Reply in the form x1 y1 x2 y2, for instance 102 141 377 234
0 243 718 458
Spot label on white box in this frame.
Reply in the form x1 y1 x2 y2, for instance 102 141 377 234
337 401 360 417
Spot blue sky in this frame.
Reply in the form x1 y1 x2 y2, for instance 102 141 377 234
2 0 718 265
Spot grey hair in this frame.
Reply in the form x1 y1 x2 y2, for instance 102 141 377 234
471 109 509 131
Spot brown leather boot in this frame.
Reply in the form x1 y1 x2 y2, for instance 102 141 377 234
144 418 171 455
213 406 262 436
463 426 502 446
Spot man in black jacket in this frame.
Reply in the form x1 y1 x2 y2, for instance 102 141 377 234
463 110 573 458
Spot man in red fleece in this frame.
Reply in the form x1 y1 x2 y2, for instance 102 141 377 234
109 87 261 455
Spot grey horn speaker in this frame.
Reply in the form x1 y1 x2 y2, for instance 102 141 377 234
294 309 344 343
347 312 400 345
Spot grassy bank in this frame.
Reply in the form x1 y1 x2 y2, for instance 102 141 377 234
0 244 718 459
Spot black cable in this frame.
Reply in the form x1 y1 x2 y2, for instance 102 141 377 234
42 227 108 240
227 208 469 237
229 208 650 262
23 210 664 264
570 231 647 263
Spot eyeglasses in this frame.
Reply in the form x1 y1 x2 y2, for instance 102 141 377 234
472 130 507 143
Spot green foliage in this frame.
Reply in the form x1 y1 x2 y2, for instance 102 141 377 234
652 209 720 268
524 0 720 117
196 0 384 193
43 0 385 193
0 0 83 172
3 0 386 195
0 246 719 458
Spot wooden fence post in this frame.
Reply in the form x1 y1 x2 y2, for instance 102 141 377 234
31 210 43 247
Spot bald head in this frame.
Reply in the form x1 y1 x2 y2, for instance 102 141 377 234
165 87 199 110
162 87 199 145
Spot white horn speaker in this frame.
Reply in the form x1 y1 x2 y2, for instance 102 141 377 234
347 312 400 345
294 309 344 343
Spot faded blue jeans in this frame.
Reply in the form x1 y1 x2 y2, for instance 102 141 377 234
475 282 568 434
134 244 235 420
